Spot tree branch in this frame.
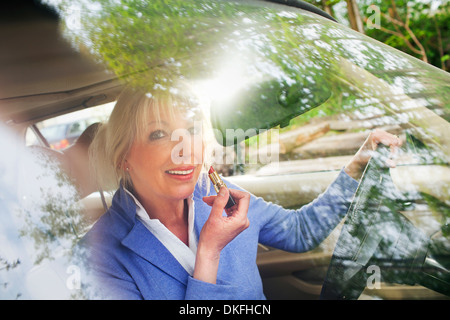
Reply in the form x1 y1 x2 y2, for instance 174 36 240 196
404 7 428 63
379 8 428 62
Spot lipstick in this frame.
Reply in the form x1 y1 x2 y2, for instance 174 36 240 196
208 166 236 209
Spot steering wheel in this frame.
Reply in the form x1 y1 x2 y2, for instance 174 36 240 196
320 147 450 300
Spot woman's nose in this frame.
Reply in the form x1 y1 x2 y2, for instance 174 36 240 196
170 128 199 164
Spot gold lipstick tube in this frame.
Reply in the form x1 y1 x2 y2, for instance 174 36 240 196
208 166 236 209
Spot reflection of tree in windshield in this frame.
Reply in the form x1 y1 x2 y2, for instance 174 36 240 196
0 257 21 299
18 150 88 265
45 0 449 132
321 147 450 299
47 0 263 88
0 142 91 299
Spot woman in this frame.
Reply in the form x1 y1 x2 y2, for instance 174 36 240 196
82 86 402 299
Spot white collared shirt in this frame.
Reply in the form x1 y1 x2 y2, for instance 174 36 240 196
124 189 198 275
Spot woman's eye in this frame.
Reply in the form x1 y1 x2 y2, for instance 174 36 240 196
149 129 168 141
187 126 201 135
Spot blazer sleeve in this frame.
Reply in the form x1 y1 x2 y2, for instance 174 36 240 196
225 168 359 253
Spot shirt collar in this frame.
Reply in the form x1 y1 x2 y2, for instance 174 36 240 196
123 188 197 251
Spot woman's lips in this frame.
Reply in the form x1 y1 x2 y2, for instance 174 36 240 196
165 166 196 180
166 168 194 175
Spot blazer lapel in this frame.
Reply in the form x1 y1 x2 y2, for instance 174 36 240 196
121 220 189 286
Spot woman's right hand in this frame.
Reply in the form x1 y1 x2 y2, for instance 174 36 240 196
193 187 250 284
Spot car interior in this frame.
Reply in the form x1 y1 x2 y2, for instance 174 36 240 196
1 0 449 300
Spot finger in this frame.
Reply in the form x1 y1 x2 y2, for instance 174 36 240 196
387 138 403 168
225 189 250 217
228 189 250 211
202 195 216 207
385 158 396 168
371 130 402 149
227 188 247 200
203 187 238 207
370 130 403 167
209 187 229 218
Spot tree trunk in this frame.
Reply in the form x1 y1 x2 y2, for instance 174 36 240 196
321 0 334 17
346 0 365 33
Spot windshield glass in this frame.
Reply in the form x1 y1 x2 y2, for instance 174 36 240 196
2 0 449 300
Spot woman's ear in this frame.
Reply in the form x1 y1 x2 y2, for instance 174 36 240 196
121 159 130 172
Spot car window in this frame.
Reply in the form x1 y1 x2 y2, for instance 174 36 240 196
68 121 84 135
26 103 114 149
3 102 114 299
40 124 67 142
2 0 449 300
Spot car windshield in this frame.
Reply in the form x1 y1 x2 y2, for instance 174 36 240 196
1 0 449 300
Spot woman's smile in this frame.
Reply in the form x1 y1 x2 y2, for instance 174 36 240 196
165 165 197 181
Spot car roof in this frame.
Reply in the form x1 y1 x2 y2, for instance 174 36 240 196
0 1 123 125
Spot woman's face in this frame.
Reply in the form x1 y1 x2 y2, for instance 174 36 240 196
125 106 204 204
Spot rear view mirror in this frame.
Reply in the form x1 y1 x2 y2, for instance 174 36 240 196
210 78 332 146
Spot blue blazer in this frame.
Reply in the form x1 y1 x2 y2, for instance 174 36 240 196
81 170 358 299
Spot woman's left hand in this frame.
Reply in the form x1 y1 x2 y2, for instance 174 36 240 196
344 128 403 180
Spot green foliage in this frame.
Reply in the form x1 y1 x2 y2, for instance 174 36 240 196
47 0 448 131
51 0 265 92
362 0 450 70
302 0 450 71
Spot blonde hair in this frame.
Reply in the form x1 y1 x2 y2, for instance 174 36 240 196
89 85 210 193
